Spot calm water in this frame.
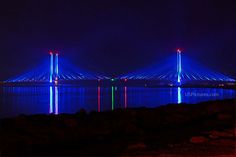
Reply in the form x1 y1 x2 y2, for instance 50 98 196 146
0 86 235 118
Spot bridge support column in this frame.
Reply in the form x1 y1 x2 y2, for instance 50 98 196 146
177 49 182 85
49 50 59 83
50 52 54 83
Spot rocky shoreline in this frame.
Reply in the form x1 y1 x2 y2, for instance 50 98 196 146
0 99 235 156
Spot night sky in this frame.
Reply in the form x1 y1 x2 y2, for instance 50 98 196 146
0 0 235 81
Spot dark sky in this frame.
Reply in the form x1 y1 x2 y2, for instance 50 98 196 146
0 0 235 80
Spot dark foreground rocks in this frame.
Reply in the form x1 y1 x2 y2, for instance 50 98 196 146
0 99 235 156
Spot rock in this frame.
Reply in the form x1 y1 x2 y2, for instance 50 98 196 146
217 114 233 121
209 134 218 139
209 130 234 138
128 142 147 150
64 118 78 127
208 139 235 147
190 136 208 143
125 123 142 135
14 115 28 126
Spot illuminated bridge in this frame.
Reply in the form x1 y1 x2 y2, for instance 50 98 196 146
4 50 110 84
119 49 235 85
4 49 236 86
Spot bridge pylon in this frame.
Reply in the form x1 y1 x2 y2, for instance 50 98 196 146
177 48 182 85
49 50 59 83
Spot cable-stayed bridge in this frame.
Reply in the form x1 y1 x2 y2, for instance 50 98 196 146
5 50 109 83
119 49 235 85
4 49 236 86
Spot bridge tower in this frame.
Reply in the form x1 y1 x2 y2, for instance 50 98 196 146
49 50 59 83
177 48 182 85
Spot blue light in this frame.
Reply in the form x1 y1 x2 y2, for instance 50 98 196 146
177 49 182 84
177 87 182 104
49 86 53 113
49 86 59 114
55 86 58 115
50 53 53 83
55 53 59 75
4 50 235 83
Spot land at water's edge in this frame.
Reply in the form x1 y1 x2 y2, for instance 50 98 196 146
0 99 235 156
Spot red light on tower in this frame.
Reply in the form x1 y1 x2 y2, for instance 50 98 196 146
49 50 60 55
177 48 182 53
55 50 59 55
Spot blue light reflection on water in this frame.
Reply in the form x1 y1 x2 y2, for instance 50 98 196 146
0 86 235 118
178 87 182 104
49 86 53 113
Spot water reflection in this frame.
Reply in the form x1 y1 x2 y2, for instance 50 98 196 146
97 86 101 112
55 87 58 114
178 87 182 104
111 86 114 110
124 87 127 108
49 87 53 113
49 86 58 115
0 86 235 118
